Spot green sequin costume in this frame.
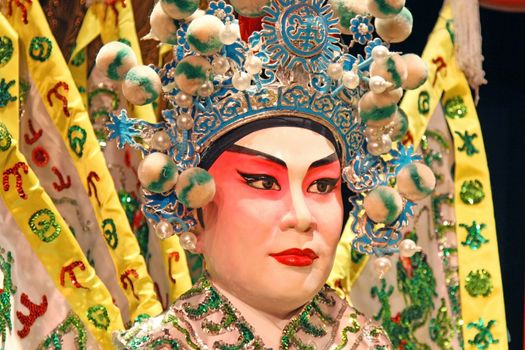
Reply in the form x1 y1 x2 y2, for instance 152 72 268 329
114 275 392 349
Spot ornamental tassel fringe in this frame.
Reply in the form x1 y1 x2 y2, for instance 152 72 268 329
450 0 487 103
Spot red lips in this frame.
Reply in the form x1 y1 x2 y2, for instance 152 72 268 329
270 248 319 267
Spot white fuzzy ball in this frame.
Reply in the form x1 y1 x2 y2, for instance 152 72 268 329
364 186 403 225
123 65 162 105
96 41 137 81
160 0 199 20
175 167 216 208
150 2 178 45
229 0 270 18
138 152 179 193
367 0 405 19
174 56 212 96
375 7 413 43
186 15 225 56
397 163 436 201
402 54 428 90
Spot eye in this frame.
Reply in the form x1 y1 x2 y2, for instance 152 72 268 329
307 178 339 194
239 172 281 191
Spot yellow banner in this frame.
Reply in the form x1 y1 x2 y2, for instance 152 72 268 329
6 0 162 320
401 5 508 349
0 13 19 140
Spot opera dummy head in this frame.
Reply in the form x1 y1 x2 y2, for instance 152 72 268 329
100 0 436 311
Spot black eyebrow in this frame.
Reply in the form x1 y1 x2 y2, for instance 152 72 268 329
228 145 338 169
309 153 338 169
228 144 287 167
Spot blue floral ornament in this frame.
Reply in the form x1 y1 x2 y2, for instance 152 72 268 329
208 0 234 21
389 145 423 175
349 15 374 45
365 38 387 59
107 111 142 149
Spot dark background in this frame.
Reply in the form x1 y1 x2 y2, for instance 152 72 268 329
397 1 525 348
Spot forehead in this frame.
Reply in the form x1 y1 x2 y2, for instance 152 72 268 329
234 126 337 163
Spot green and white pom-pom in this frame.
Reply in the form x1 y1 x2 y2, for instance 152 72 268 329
186 15 225 56
175 167 216 208
358 90 400 127
123 65 162 105
397 163 436 201
390 108 409 142
138 153 179 193
160 0 199 20
375 7 413 43
95 41 137 81
402 54 428 90
150 2 178 45
364 186 403 225
229 0 270 18
174 56 212 96
370 53 408 89
367 0 405 19
329 0 367 34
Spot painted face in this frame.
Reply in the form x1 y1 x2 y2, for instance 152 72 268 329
196 126 344 317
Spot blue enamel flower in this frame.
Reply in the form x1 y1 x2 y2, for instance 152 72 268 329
389 145 423 174
208 0 234 21
350 15 374 45
106 110 141 149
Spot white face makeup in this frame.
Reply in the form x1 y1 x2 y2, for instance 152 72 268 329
196 126 344 317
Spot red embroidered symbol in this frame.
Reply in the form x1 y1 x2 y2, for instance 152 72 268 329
60 261 88 289
168 251 180 285
7 0 32 25
23 120 43 145
87 171 101 206
431 56 447 87
32 146 50 167
47 81 70 117
104 0 127 26
120 268 139 300
51 166 71 192
3 162 29 199
16 293 48 338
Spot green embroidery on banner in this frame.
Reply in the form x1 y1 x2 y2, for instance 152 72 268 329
466 319 499 350
444 96 467 119
445 20 455 44
38 313 87 350
67 125 87 158
119 191 150 263
86 305 110 330
29 209 62 243
1 250 16 350
29 37 53 62
70 50 86 67
429 298 455 350
102 218 118 249
0 78 17 107
455 130 479 156
0 122 12 151
460 180 485 205
465 270 493 297
0 37 14 66
418 91 430 115
460 221 489 250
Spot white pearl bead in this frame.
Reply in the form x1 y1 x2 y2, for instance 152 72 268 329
244 54 263 75
212 56 230 75
151 130 171 151
399 239 422 258
369 75 388 94
176 113 194 130
373 257 392 278
342 71 360 89
327 63 344 80
179 231 197 251
174 91 193 108
367 140 383 156
219 22 238 45
197 81 214 97
232 71 252 91
364 126 380 138
155 221 174 239
380 134 393 153
372 45 390 63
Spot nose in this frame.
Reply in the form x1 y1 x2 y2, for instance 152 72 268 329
279 184 315 233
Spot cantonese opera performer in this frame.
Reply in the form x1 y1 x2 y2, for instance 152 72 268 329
99 0 435 348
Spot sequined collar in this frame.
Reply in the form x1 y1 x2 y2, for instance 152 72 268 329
170 275 348 350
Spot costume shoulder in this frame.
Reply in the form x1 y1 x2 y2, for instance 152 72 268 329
325 286 393 350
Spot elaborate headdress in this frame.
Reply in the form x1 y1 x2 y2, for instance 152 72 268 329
97 0 435 257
